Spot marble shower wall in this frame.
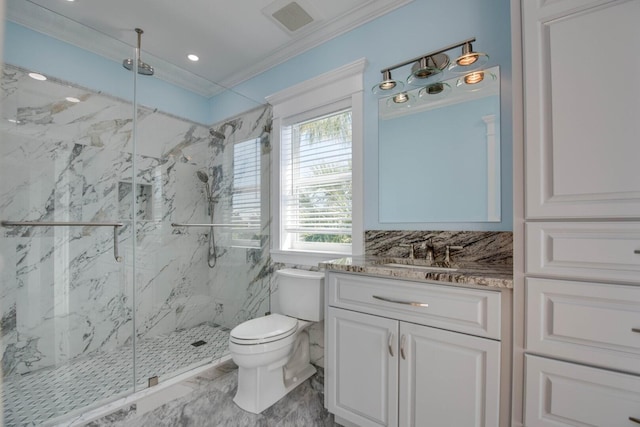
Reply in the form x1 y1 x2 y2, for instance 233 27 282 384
0 64 271 377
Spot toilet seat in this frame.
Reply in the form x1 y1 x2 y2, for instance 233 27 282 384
230 314 298 345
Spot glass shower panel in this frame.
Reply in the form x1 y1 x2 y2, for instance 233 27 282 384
1 20 137 427
132 93 272 388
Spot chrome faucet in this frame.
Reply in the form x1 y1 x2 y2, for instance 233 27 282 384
422 239 435 263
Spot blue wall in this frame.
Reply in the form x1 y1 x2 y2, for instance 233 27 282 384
227 0 512 231
3 21 212 124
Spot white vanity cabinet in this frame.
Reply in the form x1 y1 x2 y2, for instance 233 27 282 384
325 271 503 427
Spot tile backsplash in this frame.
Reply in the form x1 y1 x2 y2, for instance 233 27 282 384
365 230 513 266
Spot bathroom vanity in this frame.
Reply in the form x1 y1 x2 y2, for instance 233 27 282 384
321 258 512 427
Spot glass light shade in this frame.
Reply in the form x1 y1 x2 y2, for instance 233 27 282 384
418 82 452 103
372 70 404 96
456 71 496 91
406 53 449 87
449 43 489 74
385 91 416 109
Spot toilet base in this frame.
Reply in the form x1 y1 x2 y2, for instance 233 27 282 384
233 363 316 414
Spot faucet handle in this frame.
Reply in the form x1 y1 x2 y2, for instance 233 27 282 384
444 245 464 264
399 243 416 259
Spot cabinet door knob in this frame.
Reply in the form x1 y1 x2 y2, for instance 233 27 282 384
629 416 640 424
400 334 406 360
388 333 395 357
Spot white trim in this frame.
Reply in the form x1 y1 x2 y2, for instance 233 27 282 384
483 114 501 222
269 58 366 265
270 249 347 267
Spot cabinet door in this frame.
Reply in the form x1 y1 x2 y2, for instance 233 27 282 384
399 322 501 427
525 355 640 426
326 307 399 427
523 0 640 218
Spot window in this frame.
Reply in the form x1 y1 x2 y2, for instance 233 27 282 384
282 107 353 253
267 58 365 265
231 138 261 247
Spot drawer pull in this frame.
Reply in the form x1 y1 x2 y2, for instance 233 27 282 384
633 328 640 334
635 250 640 254
630 417 640 424
400 334 406 360
388 333 395 357
373 295 429 308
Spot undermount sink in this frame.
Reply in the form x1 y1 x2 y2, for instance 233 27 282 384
381 263 459 272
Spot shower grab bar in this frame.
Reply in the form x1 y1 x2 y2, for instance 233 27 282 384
170 223 253 228
1 220 124 262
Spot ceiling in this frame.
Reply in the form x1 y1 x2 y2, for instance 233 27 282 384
6 0 413 97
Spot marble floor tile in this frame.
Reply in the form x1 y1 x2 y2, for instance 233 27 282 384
88 364 338 427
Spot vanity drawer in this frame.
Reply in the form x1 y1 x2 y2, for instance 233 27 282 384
524 355 640 427
526 222 640 284
327 272 501 339
526 278 640 374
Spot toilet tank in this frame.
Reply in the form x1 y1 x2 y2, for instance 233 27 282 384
275 269 324 321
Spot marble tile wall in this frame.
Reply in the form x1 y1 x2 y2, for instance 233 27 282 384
0 64 272 378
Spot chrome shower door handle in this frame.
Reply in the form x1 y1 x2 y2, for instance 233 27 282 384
400 334 406 360
388 333 395 357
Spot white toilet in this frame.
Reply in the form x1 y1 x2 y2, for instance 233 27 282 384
228 268 324 414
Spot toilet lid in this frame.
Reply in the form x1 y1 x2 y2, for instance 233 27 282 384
230 313 298 344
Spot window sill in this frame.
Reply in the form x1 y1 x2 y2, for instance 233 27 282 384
270 249 349 267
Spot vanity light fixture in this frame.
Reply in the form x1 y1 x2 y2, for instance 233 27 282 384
406 53 450 87
418 82 452 102
448 42 488 73
372 70 404 95
373 37 486 98
386 91 416 109
456 70 496 91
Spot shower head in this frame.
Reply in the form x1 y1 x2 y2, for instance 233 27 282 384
209 129 226 140
123 28 154 76
196 170 209 183
123 58 154 76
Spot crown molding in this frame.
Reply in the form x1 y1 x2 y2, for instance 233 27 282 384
7 0 413 97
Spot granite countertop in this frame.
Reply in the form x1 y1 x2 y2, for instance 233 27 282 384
320 256 513 289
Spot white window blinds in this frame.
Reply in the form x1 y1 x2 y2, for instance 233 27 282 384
231 138 261 244
281 108 352 247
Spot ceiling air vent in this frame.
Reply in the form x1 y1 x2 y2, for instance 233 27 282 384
269 1 314 32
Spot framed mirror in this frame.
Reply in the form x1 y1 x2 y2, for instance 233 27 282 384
378 66 500 222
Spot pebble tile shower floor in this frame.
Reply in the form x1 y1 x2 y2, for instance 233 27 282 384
1 324 230 426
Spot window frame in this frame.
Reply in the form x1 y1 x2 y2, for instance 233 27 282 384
267 58 365 266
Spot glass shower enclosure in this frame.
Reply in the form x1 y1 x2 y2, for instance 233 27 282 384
0 2 271 425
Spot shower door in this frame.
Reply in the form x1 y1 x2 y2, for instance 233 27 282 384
0 9 138 427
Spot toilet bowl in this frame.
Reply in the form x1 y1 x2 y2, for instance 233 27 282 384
228 269 324 414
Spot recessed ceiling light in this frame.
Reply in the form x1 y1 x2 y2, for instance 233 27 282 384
28 72 47 81
187 54 199 62
65 97 81 103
